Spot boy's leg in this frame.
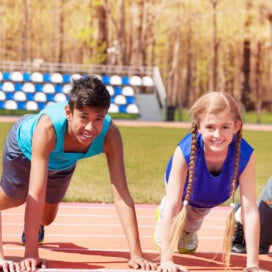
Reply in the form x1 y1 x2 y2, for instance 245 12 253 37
42 202 59 226
258 176 272 251
232 177 272 254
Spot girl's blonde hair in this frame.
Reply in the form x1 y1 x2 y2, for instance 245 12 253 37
168 91 243 268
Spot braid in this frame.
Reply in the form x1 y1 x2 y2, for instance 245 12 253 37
222 128 242 267
186 123 197 201
168 123 198 254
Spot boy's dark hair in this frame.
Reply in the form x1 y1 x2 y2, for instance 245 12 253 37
68 75 110 112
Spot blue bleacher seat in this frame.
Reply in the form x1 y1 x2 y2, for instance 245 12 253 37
126 96 135 104
3 72 11 81
43 73 51 82
119 105 127 113
23 72 31 82
14 83 23 91
122 76 130 85
5 92 14 100
101 75 110 85
26 93 35 101
114 86 122 95
17 101 26 110
110 97 115 104
46 94 54 101
63 74 71 83
38 102 46 110
55 84 63 93
0 101 5 109
35 84 43 92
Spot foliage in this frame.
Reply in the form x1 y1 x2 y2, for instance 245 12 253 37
0 122 271 204
1 0 272 110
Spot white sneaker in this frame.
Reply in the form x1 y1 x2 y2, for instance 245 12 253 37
178 231 198 254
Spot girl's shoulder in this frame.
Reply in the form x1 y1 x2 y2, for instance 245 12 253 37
240 137 254 157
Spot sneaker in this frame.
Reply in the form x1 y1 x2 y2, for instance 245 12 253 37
22 224 45 245
178 231 198 254
232 220 245 245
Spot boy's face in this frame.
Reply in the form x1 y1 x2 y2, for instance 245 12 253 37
65 105 108 146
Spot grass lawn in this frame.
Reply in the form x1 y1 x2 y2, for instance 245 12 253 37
0 121 271 205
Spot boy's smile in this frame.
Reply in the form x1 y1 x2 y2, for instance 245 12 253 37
65 105 108 151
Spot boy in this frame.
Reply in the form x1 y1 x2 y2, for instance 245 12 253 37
232 177 272 254
0 76 156 271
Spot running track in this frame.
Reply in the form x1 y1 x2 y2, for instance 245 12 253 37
2 203 271 272
0 118 271 271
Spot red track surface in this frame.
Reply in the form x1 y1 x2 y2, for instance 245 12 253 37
2 203 271 271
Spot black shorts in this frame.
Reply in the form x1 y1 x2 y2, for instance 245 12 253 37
0 115 76 204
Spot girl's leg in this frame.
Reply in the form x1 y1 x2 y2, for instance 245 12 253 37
184 206 211 233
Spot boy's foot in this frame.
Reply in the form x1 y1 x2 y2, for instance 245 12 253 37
178 231 198 254
232 243 270 255
22 224 45 245
232 220 245 245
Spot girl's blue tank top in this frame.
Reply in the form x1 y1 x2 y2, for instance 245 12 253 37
16 101 112 171
165 133 254 208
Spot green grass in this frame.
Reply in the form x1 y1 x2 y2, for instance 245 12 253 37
0 122 271 205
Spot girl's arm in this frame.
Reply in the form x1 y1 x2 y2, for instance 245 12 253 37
239 152 260 268
103 121 156 270
20 115 56 271
159 146 188 272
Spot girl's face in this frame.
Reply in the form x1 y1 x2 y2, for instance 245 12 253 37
198 109 241 154
65 105 108 147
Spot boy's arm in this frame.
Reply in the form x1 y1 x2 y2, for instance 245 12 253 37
103 122 156 270
20 115 56 271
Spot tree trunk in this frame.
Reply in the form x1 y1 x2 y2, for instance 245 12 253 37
22 0 29 61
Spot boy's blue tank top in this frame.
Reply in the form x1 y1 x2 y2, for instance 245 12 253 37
165 133 254 208
16 101 112 171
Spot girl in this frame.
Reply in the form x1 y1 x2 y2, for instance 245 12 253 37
154 92 268 272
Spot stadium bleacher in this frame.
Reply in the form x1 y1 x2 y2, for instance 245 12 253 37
0 70 156 115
